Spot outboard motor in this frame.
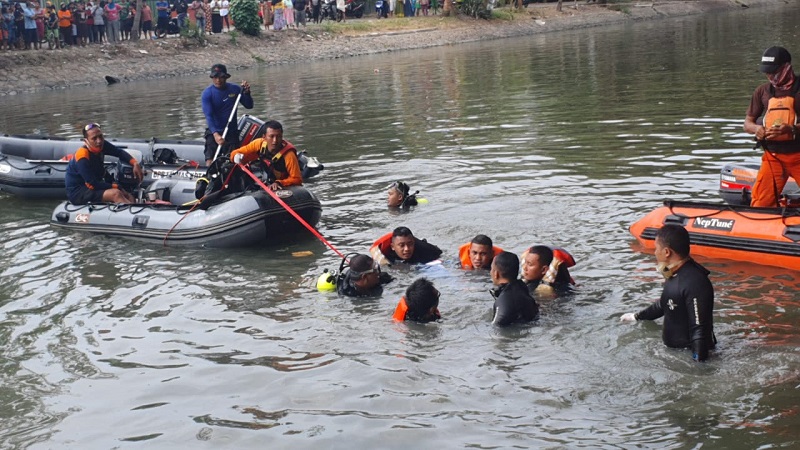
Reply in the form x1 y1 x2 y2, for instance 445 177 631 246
115 159 140 193
238 114 267 146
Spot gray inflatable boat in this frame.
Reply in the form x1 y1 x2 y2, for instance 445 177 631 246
50 180 323 247
0 115 323 199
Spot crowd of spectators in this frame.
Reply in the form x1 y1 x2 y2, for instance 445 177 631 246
0 0 441 50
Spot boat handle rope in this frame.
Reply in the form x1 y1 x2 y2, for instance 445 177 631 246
239 163 346 259
667 203 800 224
162 161 241 246
0 154 68 172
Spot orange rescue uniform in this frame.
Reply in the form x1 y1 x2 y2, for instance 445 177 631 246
229 138 303 187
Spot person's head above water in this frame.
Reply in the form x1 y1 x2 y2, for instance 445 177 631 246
390 226 416 261
403 277 441 322
347 254 381 292
468 234 495 270
387 181 418 208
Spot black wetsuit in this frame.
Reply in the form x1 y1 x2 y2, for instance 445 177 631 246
635 259 715 361
383 238 442 265
491 279 539 326
337 271 393 298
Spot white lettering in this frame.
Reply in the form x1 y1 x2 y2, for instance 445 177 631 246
762 56 776 63
694 217 734 230
693 298 700 325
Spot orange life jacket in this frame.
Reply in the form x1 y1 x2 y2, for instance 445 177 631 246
370 232 393 256
458 242 504 269
392 296 408 321
764 82 800 142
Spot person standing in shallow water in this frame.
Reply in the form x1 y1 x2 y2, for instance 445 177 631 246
620 224 716 362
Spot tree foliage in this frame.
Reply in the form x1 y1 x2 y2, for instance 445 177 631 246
230 0 261 36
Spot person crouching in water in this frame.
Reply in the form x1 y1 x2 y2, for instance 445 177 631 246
65 122 143 204
490 251 539 326
229 120 303 191
387 181 419 209
337 254 393 298
393 278 441 323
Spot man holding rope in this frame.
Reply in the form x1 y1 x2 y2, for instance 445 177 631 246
229 120 303 191
201 63 253 166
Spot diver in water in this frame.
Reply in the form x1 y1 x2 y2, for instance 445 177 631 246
336 254 393 298
387 181 419 209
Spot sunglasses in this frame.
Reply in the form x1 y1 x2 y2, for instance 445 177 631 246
84 123 100 132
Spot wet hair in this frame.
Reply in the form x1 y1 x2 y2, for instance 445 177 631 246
391 181 410 198
471 234 493 247
389 181 418 209
527 245 554 266
493 251 519 280
656 224 690 258
392 226 414 239
264 120 283 132
348 254 375 278
404 278 439 322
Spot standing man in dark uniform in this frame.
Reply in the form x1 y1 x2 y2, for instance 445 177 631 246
744 46 800 207
201 63 253 166
620 224 716 362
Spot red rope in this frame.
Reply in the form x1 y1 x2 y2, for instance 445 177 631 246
239 164 345 258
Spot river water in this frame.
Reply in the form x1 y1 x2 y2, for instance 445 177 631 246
2 4 800 449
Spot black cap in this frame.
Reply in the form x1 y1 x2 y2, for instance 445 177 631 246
209 63 231 79
759 46 791 74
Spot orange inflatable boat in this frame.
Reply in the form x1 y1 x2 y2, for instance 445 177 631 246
630 200 800 270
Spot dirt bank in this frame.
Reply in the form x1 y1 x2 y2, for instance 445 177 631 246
0 0 779 96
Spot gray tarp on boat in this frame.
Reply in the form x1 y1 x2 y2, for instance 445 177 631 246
50 182 323 248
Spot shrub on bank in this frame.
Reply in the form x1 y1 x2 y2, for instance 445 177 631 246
231 0 261 36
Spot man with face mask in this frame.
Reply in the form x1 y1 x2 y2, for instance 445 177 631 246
620 224 716 362
745 46 800 207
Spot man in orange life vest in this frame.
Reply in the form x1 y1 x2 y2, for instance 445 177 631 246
745 46 800 207
392 277 441 323
64 123 143 205
229 120 303 191
458 234 503 270
521 245 576 297
369 226 442 265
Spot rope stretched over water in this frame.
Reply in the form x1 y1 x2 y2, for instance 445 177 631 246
239 163 345 258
